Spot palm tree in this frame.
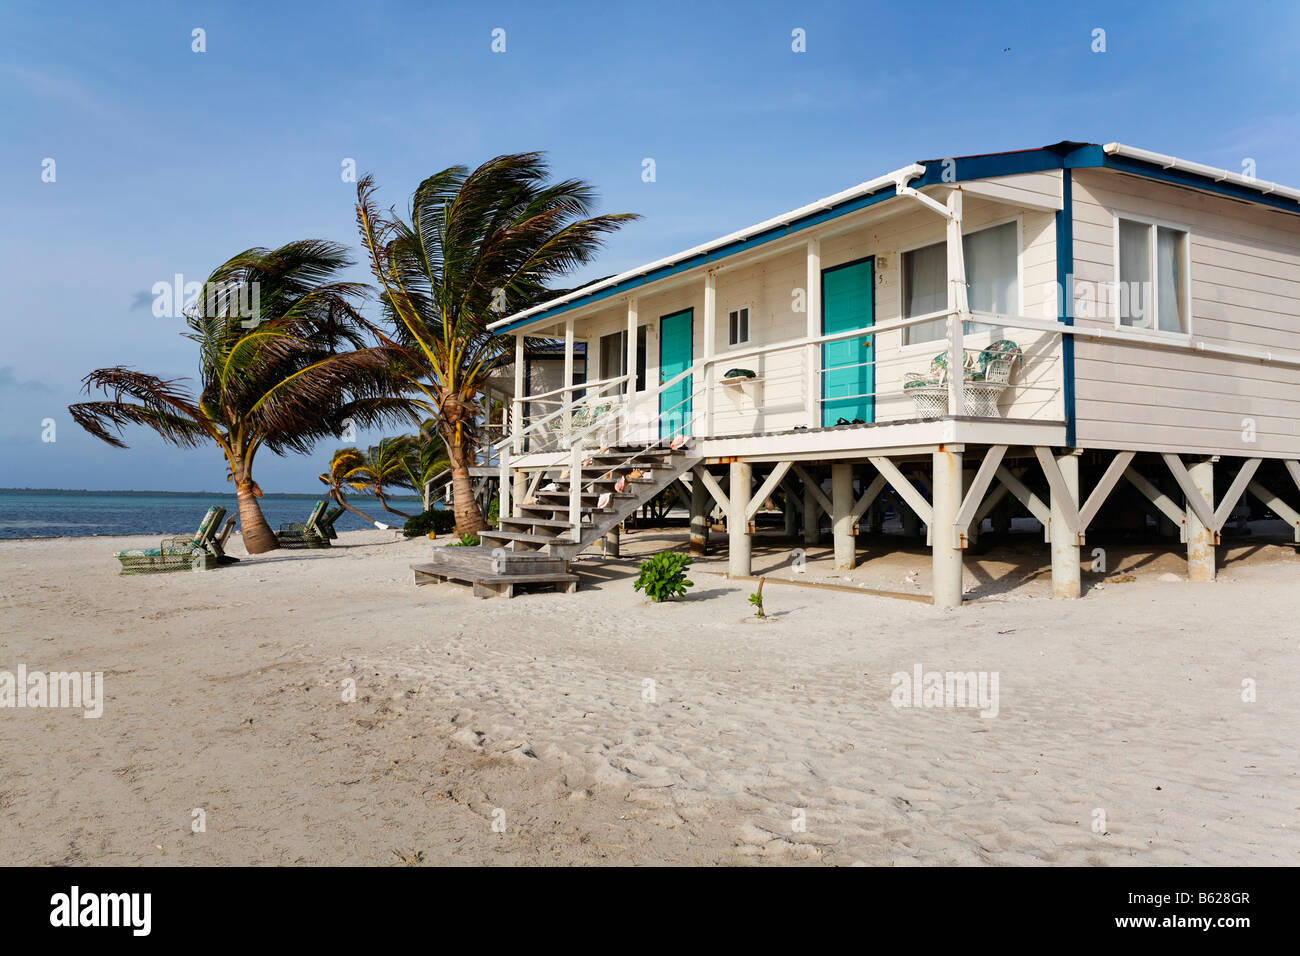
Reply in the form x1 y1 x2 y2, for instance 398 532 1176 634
69 240 416 552
355 152 638 533
365 436 418 519
318 447 388 527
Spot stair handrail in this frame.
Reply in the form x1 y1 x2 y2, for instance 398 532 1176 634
491 373 629 454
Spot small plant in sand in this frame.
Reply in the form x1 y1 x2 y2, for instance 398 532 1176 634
450 532 480 547
634 552 693 602
748 578 765 618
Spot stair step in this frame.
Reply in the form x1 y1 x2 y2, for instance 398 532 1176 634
498 516 577 530
583 476 658 486
481 530 571 548
521 503 618 517
534 491 635 503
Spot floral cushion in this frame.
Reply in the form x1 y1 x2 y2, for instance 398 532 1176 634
978 338 1021 372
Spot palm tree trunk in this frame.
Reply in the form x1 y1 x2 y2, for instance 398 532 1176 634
332 490 383 526
445 429 486 534
375 490 413 519
236 482 279 553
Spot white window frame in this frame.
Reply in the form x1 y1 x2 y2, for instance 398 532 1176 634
726 304 751 347
897 214 1024 353
1111 212 1193 340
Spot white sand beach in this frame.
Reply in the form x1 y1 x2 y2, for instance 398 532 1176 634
1 527 1297 866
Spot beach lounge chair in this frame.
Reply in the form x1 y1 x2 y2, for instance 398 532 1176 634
114 505 228 575
278 500 334 549
319 504 344 540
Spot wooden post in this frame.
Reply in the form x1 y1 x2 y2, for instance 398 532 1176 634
512 333 525 455
604 526 620 557
569 439 584 543
512 471 526 518
690 476 710 555
832 462 855 570
945 189 966 416
563 317 575 436
1187 458 1216 581
931 448 964 608
1049 451 1081 599
729 460 752 577
498 454 511 519
703 271 716 437
626 298 638 395
783 490 799 537
802 473 819 545
805 238 821 429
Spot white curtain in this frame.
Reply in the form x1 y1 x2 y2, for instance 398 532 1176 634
902 241 947 344
904 221 1018 345
1156 226 1187 332
1118 219 1152 328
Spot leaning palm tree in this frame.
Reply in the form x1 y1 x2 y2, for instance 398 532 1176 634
355 153 638 533
365 436 418 519
318 447 387 527
69 240 416 552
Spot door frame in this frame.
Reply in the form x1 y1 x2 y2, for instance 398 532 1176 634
658 307 694 440
820 255 876 426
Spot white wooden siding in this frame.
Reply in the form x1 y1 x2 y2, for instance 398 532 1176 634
1071 167 1300 457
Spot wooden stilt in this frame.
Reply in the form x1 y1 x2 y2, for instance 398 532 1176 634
729 460 752 577
1049 451 1081 599
690 477 710 555
931 448 964 608
832 463 855 570
1186 458 1216 582
802 474 819 545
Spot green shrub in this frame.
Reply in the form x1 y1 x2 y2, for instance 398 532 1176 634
487 497 500 524
633 552 694 602
403 508 455 538
450 532 480 547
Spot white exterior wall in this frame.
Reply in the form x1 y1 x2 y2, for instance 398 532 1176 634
1071 167 1300 457
517 173 1070 446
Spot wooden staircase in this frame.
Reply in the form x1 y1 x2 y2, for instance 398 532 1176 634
411 441 701 598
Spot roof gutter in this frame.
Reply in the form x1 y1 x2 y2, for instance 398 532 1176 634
489 163 927 333
1102 142 1300 205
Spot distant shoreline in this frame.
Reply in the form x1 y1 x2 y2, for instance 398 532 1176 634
0 488 423 500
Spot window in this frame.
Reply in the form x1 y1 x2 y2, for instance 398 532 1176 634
902 221 1019 345
597 327 647 393
728 307 750 345
1117 217 1188 333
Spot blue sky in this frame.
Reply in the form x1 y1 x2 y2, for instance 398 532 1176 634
2 0 1296 491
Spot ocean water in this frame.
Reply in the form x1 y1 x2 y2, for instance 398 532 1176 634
0 490 432 539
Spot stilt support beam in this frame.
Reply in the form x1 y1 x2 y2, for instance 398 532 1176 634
931 448 964 608
728 460 752 577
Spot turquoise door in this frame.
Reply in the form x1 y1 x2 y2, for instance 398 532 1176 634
659 308 693 440
821 258 874 426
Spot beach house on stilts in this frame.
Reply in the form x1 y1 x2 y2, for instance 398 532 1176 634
413 141 1300 604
